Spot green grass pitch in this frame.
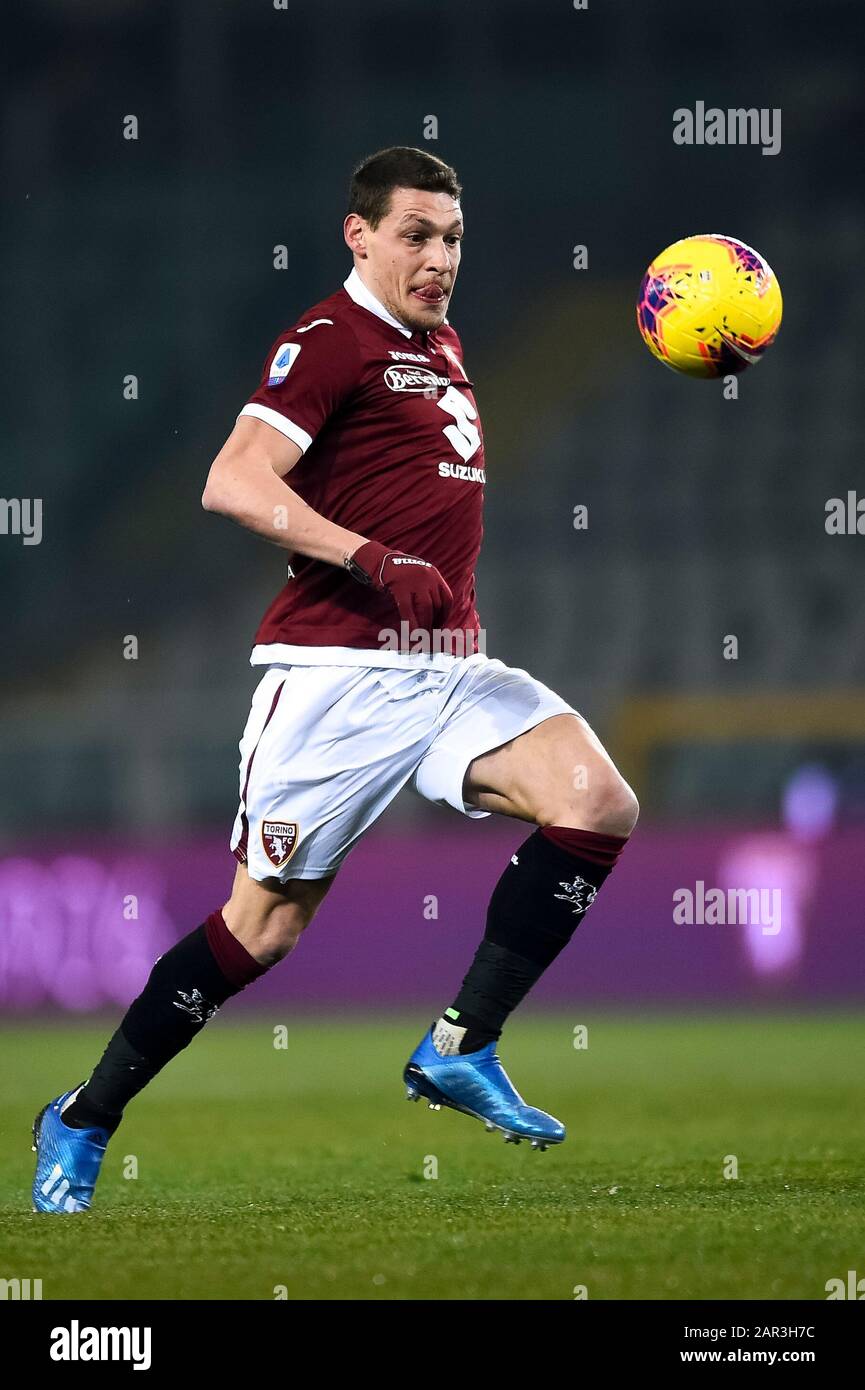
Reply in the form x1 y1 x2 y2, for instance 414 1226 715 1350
1 1012 863 1300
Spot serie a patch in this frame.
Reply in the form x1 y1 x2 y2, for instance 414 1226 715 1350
267 342 301 386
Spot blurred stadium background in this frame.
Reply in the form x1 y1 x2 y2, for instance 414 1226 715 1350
2 0 864 1303
2 0 863 1018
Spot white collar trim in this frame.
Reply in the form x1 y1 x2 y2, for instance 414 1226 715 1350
343 267 413 338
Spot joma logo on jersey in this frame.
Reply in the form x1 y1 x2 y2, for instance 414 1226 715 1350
384 365 450 393
387 350 430 363
262 820 300 869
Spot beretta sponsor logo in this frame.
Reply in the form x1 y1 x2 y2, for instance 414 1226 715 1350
384 365 450 393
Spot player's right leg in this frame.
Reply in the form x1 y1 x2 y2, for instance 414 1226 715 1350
32 659 443 1212
31 866 333 1213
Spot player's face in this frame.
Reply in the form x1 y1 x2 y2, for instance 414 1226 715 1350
348 187 463 333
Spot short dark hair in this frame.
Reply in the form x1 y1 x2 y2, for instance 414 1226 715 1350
348 146 461 229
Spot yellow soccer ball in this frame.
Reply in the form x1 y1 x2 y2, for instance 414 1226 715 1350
636 233 783 377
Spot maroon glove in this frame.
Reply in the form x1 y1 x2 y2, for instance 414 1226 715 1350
346 540 454 634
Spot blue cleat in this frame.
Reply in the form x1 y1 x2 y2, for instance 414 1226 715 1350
403 1028 565 1149
31 1086 110 1213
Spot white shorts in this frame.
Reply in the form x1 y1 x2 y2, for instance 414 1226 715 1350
230 654 577 881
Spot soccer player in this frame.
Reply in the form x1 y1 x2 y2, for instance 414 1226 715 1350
33 147 638 1212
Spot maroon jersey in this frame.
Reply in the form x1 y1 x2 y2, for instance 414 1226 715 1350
239 269 485 659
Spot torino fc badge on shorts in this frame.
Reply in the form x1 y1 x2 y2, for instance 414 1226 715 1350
261 820 300 870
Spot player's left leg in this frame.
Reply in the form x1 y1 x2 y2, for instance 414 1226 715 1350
405 662 637 1146
441 710 637 1047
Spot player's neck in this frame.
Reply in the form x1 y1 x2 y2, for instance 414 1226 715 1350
346 265 426 344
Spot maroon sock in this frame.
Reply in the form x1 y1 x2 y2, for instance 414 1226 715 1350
64 909 269 1128
539 825 628 868
204 909 267 988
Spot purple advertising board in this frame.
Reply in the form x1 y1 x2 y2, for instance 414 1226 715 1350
0 823 862 1011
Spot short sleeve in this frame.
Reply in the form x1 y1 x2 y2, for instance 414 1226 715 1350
238 319 361 454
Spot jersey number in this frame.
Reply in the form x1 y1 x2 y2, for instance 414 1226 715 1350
437 385 481 462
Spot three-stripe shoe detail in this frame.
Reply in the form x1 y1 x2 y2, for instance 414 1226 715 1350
38 1162 87 1213
31 1087 110 1214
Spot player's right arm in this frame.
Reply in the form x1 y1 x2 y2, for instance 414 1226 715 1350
201 414 366 567
202 323 453 629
